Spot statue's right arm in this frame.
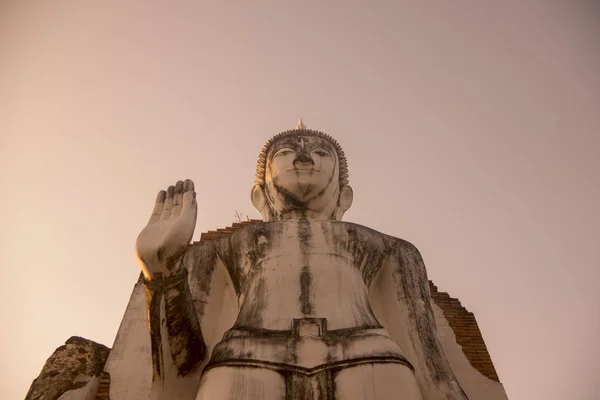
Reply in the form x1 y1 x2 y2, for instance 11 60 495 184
135 180 207 384
370 239 469 400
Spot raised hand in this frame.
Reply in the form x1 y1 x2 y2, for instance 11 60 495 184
136 179 197 280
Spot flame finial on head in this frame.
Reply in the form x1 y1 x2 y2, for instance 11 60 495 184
295 118 306 130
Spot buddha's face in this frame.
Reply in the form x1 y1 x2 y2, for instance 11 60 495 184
252 131 353 221
265 135 339 203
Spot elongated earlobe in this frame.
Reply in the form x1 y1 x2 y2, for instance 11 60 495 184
335 185 353 220
251 185 266 212
252 185 275 221
252 184 277 222
339 185 353 212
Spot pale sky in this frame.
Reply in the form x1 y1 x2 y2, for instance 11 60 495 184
1 1 599 399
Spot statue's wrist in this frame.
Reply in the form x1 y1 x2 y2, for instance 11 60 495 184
142 254 185 280
142 266 187 291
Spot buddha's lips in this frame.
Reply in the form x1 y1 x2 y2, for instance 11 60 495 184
287 168 320 172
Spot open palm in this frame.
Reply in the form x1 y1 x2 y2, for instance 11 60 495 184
136 179 197 279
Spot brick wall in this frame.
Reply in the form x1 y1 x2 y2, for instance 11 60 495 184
429 282 500 382
94 371 110 399
197 219 264 241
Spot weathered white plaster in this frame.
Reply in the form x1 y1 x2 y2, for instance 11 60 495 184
127 124 494 399
433 304 509 399
103 282 152 399
57 376 100 400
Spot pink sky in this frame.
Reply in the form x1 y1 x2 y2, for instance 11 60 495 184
1 1 599 399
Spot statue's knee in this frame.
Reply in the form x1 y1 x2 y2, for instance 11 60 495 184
334 363 422 400
196 367 286 400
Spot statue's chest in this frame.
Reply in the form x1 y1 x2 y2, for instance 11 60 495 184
226 220 388 329
231 220 388 287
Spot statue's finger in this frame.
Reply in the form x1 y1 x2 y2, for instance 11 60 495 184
161 185 175 220
148 190 166 223
172 181 184 217
182 179 196 206
183 179 195 192
181 191 197 222
182 191 196 208
181 180 197 222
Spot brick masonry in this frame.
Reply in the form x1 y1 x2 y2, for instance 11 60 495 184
94 371 110 399
429 282 500 382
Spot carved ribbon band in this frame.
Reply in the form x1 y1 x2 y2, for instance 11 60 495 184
207 321 414 376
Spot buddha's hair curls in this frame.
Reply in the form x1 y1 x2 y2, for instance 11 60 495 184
255 128 349 187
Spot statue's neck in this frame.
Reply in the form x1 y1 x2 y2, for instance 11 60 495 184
275 208 334 221
260 187 343 221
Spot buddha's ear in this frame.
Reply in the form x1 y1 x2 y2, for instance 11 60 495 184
335 185 353 220
339 185 353 211
251 184 268 216
251 185 266 211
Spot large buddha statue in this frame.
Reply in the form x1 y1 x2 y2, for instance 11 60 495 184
136 121 468 399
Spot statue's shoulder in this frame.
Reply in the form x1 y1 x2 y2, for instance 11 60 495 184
187 220 421 257
329 220 422 254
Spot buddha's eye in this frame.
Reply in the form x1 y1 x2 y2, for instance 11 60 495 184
313 149 331 157
275 148 295 157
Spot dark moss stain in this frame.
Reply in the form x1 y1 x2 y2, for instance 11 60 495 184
156 246 165 263
286 370 334 400
272 182 310 209
144 281 165 380
217 223 276 297
297 219 311 249
328 221 393 287
319 222 332 246
143 267 207 379
299 265 314 315
163 275 207 376
185 242 220 319
235 272 267 328
297 219 315 315
246 223 273 272
209 343 237 361
392 240 468 397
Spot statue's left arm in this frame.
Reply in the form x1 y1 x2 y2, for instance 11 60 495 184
137 180 235 398
369 239 469 400
143 262 206 379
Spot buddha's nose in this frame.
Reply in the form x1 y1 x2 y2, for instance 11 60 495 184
294 150 314 165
